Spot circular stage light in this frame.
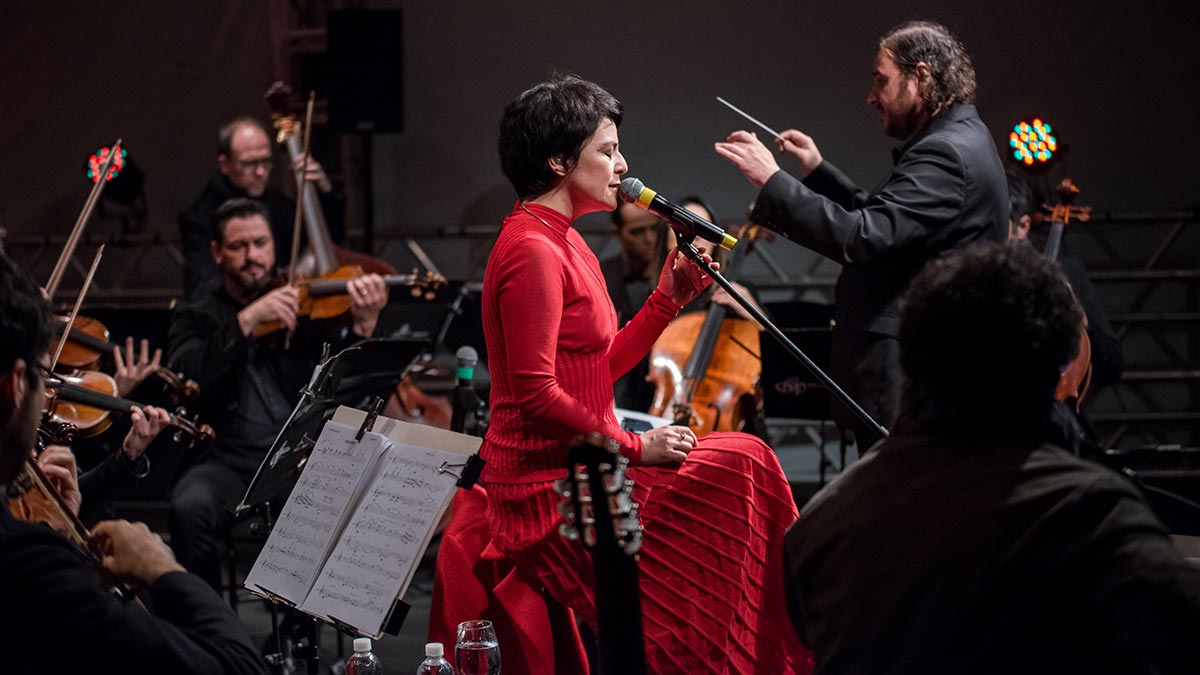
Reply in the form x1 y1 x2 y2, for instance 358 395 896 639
86 146 128 184
1008 118 1058 167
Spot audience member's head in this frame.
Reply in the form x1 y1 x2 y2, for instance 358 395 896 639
900 242 1081 437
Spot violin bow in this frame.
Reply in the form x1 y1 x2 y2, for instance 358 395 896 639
49 244 105 372
287 91 317 288
44 139 121 300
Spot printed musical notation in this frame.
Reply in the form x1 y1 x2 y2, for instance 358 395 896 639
244 422 390 603
244 406 481 638
302 442 464 632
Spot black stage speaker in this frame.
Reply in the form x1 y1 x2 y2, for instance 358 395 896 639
327 9 404 133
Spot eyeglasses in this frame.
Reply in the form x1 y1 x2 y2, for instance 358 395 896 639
236 158 274 171
35 363 61 386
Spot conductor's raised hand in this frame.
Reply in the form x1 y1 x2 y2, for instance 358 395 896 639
775 128 823 177
656 246 717 307
714 130 780 189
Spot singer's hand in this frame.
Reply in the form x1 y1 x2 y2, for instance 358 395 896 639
656 246 717 307
715 130 780 189
639 425 696 465
775 129 823 177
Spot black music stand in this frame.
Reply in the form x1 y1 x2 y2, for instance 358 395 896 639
233 337 428 514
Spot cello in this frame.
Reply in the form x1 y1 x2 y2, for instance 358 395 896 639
647 224 764 435
1039 178 1094 410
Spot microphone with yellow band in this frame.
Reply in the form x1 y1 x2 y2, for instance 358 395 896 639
618 177 738 251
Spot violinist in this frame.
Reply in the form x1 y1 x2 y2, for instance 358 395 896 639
716 20 1008 449
179 116 346 300
0 253 267 675
167 198 386 590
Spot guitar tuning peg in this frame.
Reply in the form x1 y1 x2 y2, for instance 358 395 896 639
553 478 572 497
557 500 576 522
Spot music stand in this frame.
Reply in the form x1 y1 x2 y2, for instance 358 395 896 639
232 337 428 514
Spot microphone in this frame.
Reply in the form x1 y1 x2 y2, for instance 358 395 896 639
618 177 738 250
455 345 478 387
451 345 479 433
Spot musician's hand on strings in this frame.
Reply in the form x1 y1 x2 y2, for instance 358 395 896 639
90 520 186 589
775 129 823 177
640 425 696 465
656 246 718 307
292 153 333 193
113 337 162 397
711 281 762 321
715 130 780 189
347 273 389 337
237 285 300 336
122 405 171 462
36 445 81 517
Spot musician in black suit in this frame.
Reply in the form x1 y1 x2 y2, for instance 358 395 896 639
0 252 266 675
716 20 1008 448
179 116 345 300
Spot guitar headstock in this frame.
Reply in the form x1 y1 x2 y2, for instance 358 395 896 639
556 433 642 556
263 81 301 143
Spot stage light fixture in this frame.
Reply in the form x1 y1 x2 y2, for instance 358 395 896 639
85 145 127 184
1008 118 1058 167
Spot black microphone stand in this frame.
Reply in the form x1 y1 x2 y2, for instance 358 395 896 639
674 238 889 439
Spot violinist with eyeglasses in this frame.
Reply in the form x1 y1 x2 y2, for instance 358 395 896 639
0 252 267 675
166 197 387 591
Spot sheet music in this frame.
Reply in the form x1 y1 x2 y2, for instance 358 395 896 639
300 442 462 632
244 422 391 603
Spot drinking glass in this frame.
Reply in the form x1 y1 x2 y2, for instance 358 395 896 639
455 619 501 675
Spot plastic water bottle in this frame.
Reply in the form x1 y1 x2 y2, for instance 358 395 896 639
346 637 382 675
417 642 454 675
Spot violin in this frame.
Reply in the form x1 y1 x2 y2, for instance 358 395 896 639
51 315 200 403
43 371 214 446
251 266 446 337
1038 178 1094 410
648 225 764 435
6 424 132 597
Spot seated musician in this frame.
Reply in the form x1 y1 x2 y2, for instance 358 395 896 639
783 242 1200 674
166 198 386 590
180 116 346 300
1007 171 1123 455
605 196 763 413
0 252 267 675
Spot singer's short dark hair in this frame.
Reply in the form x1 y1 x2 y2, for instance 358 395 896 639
0 252 53 383
899 242 1081 438
212 197 271 243
498 74 624 199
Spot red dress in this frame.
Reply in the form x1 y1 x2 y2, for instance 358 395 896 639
478 202 809 674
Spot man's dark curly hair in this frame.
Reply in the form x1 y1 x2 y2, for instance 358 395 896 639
498 74 623 199
880 21 976 118
899 242 1082 436
0 252 53 381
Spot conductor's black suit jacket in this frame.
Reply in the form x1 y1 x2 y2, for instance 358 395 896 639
753 104 1008 441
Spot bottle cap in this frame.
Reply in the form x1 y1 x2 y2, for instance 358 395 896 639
425 642 444 658
353 637 371 653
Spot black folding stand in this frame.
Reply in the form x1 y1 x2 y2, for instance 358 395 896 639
674 238 889 440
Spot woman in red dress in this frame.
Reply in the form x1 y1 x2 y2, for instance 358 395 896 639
481 74 809 674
